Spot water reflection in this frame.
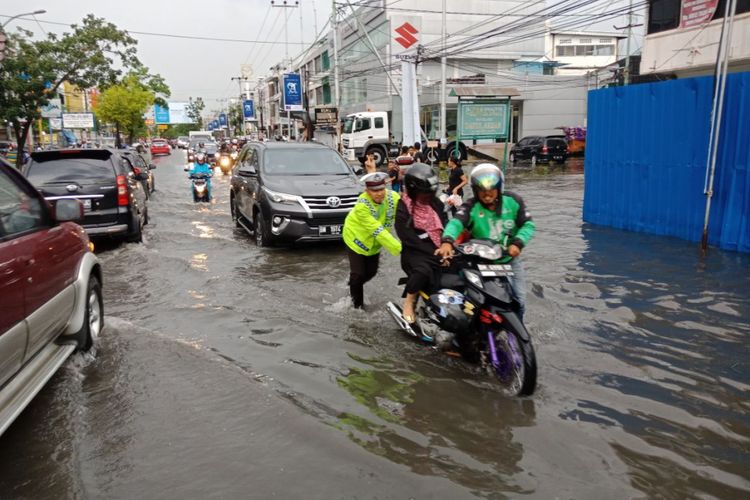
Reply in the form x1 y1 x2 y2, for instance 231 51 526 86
336 354 536 495
570 223 750 497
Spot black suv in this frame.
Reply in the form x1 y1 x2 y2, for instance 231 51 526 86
230 142 363 246
509 135 568 163
24 149 149 242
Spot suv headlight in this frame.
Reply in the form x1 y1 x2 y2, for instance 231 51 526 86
263 187 302 205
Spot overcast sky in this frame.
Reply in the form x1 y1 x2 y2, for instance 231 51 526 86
2 0 643 114
2 0 330 113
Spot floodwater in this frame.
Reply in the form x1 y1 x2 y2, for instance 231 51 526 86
1 153 748 499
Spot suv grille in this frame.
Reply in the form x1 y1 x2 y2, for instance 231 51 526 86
302 194 359 210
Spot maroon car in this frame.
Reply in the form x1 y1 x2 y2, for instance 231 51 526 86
0 159 103 436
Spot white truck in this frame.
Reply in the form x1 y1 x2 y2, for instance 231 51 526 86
189 131 214 143
341 111 467 167
341 111 395 167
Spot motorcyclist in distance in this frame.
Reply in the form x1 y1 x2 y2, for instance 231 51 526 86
188 152 213 199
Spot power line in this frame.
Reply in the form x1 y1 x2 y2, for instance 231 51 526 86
0 14 308 45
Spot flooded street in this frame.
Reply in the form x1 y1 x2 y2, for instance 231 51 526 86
1 152 748 499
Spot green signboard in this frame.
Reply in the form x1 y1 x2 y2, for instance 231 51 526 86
458 100 509 140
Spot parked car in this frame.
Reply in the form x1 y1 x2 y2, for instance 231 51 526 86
230 142 363 246
509 135 568 163
24 149 149 242
120 149 156 196
0 157 103 436
177 136 190 149
150 139 171 156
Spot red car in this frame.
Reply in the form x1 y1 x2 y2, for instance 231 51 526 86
150 139 171 156
0 158 103 436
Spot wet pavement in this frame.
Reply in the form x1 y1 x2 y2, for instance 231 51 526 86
1 152 748 499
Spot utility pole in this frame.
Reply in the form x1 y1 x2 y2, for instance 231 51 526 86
272 1 299 139
440 0 447 144
331 0 341 151
614 0 642 86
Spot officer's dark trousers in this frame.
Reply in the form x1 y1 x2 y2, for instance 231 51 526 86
348 248 380 308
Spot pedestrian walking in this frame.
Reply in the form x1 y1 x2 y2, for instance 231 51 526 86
343 172 402 309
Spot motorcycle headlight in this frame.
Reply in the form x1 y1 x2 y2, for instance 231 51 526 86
214 152 220 158
464 270 483 289
220 157 230 166
262 187 301 205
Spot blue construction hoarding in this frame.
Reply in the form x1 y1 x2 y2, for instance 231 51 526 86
583 72 750 253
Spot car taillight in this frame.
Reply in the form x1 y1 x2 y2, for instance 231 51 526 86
542 145 548 153
116 174 129 206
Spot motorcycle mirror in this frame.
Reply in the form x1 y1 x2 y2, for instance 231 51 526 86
183 166 189 171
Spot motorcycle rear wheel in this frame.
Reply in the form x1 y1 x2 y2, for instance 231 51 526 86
490 329 537 397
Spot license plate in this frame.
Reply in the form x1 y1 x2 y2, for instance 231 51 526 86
477 263 514 277
318 224 342 236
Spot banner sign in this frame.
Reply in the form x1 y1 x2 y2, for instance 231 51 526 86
62 112 95 129
41 99 62 118
154 104 170 124
49 117 62 130
167 102 191 124
283 73 303 111
219 113 228 127
457 100 509 140
243 100 255 119
314 106 338 126
681 0 719 28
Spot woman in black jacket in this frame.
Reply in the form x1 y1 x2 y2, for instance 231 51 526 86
394 163 448 324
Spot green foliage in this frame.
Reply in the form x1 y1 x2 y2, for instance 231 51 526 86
161 123 200 139
95 75 154 145
0 15 139 165
228 102 244 133
186 97 205 128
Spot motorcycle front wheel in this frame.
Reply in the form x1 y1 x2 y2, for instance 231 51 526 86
490 329 537 397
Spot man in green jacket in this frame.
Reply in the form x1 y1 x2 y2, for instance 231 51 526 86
343 172 402 309
436 163 535 318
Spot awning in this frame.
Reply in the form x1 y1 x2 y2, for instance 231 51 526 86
449 86 520 98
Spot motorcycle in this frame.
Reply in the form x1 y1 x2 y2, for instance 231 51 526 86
386 239 537 397
189 172 212 202
218 151 237 175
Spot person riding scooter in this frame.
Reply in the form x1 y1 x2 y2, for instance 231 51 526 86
436 163 535 319
188 152 213 200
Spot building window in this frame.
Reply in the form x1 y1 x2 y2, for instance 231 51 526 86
321 51 330 71
579 38 592 44
647 0 680 34
575 45 595 56
559 38 572 44
556 46 575 57
599 38 612 44
595 45 614 56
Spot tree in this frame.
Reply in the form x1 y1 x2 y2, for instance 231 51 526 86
228 102 244 136
161 123 199 139
95 75 154 147
186 97 205 129
95 66 171 147
0 15 138 166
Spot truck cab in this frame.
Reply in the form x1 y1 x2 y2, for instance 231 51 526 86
341 112 392 167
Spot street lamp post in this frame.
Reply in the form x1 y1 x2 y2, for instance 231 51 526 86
2 9 47 28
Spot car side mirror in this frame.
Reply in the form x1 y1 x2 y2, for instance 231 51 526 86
54 198 84 222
